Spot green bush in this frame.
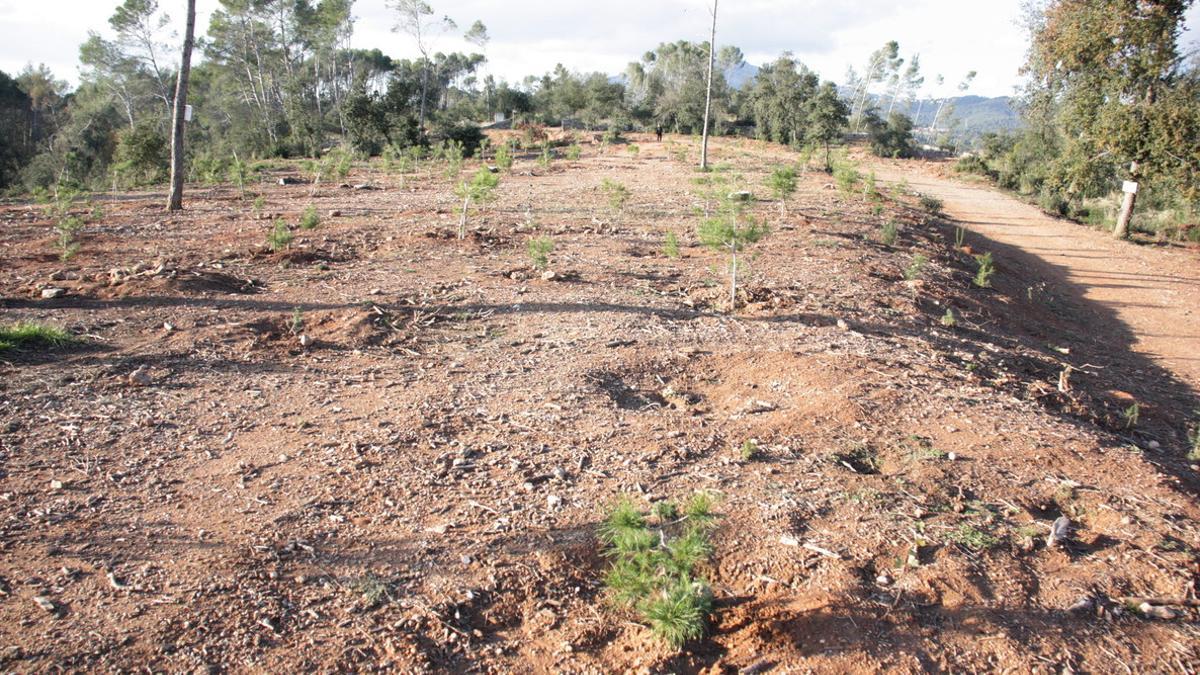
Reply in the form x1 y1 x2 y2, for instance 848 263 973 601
112 121 169 186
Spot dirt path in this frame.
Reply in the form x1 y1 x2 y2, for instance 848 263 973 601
873 161 1200 389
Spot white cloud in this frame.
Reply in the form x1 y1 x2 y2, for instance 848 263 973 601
3 0 1198 98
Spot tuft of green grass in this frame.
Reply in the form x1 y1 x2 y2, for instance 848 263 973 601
973 252 995 288
941 308 958 327
663 231 681 259
739 439 761 462
300 205 320 230
566 144 582 161
0 323 74 352
599 493 719 649
948 524 1001 551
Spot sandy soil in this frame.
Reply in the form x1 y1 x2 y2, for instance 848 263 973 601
871 159 1200 388
0 135 1197 673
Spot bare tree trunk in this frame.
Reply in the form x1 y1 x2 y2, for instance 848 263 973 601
699 0 718 171
167 0 196 212
1113 161 1140 240
729 243 737 311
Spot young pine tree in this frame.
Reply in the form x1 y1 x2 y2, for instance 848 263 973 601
454 168 501 239
698 195 770 311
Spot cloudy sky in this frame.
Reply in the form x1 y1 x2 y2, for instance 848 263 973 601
3 0 1199 98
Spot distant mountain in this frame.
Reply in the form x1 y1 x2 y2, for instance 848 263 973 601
725 62 760 89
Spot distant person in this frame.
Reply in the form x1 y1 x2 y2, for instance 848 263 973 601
655 126 664 142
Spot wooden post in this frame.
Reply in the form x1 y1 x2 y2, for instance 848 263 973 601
1112 161 1139 240
167 0 197 212
699 0 718 171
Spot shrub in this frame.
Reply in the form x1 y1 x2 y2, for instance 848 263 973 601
869 113 916 159
268 219 294 252
941 309 958 327
739 439 761 461
599 494 718 648
112 121 169 186
566 144 582 161
538 142 554 169
527 236 554 270
920 195 944 215
432 121 485 157
0 323 74 352
973 252 995 288
300 205 320 230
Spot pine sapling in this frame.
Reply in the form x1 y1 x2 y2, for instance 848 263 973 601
601 179 630 222
268 219 294 252
663 231 681 259
300 205 321 230
767 166 797 218
698 195 770 311
495 142 514 171
454 168 501 240
527 236 554 270
973 252 996 288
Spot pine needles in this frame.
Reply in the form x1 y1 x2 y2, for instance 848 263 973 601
599 493 719 648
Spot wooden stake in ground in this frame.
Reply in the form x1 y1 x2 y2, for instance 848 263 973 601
699 0 718 171
167 0 197 212
1113 161 1139 240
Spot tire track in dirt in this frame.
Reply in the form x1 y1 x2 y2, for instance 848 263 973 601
873 161 1200 389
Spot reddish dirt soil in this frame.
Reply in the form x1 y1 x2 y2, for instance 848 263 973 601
1 135 1198 673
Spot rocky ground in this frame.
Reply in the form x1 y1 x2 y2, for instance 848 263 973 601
0 134 1197 673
